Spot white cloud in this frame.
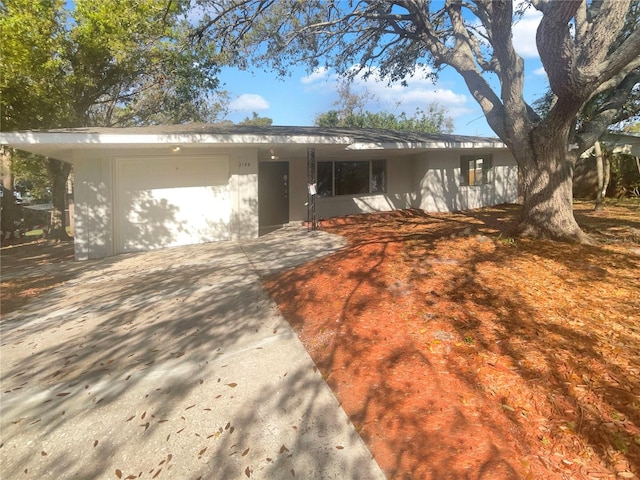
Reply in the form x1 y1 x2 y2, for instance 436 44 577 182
229 94 270 111
533 66 547 76
300 67 333 85
512 2 542 59
302 64 473 119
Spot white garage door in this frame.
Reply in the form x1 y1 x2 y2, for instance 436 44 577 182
116 155 230 253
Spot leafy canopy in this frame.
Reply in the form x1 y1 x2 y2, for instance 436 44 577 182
1 0 225 130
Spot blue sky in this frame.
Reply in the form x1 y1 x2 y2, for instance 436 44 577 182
216 6 549 137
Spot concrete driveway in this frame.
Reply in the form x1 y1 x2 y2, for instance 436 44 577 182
0 228 386 479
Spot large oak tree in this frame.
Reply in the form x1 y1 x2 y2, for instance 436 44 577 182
195 0 640 242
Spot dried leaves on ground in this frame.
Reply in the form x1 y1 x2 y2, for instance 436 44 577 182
264 201 640 480
1 240 74 316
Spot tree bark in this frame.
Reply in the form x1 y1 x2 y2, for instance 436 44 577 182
595 141 605 210
1 147 18 236
515 122 593 243
47 158 72 241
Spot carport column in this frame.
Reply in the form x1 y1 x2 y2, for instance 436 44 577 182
307 148 317 230
229 148 259 240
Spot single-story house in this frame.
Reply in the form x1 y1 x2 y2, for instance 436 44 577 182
0 125 518 260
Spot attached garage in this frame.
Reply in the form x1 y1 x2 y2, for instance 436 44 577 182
115 155 231 254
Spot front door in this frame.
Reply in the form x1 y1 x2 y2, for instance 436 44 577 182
258 161 289 236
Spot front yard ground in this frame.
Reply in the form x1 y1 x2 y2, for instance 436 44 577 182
1 200 639 479
264 200 640 480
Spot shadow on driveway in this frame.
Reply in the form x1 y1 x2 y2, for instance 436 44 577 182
0 229 384 479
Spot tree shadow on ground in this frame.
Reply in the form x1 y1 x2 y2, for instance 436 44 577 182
0 230 379 479
264 202 640 479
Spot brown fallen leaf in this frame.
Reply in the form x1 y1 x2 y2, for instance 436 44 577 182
198 447 207 456
115 469 123 479
335 445 344 450
279 445 289 453
242 448 250 456
227 383 238 388
245 466 251 477
93 440 99 447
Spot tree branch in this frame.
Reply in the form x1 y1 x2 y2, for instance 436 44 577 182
575 68 640 154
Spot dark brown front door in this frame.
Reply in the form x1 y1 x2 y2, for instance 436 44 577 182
258 161 289 236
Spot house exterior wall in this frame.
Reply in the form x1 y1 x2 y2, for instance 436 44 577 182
72 152 114 260
70 144 517 260
412 149 518 212
229 148 259 240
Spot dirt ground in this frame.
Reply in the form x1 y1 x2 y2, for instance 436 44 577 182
2 201 639 479
264 201 640 480
1 240 74 315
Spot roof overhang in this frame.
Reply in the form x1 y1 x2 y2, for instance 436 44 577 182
602 132 640 157
0 125 508 164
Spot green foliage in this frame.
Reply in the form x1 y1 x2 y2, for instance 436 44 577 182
238 111 273 126
0 0 225 130
0 0 68 130
316 106 453 134
10 152 51 202
314 81 453 133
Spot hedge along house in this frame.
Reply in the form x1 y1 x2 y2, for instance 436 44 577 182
0 124 518 260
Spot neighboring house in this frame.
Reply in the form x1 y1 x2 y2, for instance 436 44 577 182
0 125 518 260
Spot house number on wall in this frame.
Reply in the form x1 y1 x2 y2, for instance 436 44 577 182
238 162 251 168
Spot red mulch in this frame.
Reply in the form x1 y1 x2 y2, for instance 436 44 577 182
264 202 640 480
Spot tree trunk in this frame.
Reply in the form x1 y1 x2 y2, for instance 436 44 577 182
47 158 72 241
515 124 593 243
594 141 606 210
603 151 610 202
1 147 18 236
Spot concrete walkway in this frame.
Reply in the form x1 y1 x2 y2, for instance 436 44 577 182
0 228 386 479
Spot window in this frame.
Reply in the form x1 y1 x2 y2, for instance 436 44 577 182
317 160 386 196
460 155 492 186
317 162 333 196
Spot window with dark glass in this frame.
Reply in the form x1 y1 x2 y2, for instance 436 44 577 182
335 161 369 195
317 161 333 196
460 155 492 186
316 159 387 196
371 160 386 193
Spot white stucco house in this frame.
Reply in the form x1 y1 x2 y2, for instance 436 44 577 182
0 124 518 260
